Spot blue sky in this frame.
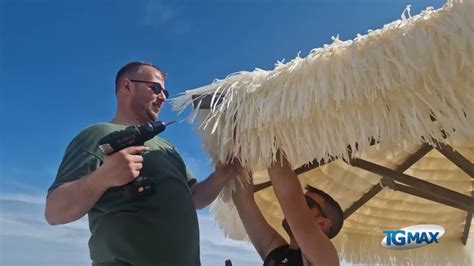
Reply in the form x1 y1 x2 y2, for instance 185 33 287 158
0 0 445 265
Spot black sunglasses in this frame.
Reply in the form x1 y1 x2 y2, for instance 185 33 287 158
304 194 328 218
129 79 169 98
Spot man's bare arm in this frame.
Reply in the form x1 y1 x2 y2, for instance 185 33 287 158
190 163 240 209
190 172 228 209
233 179 287 260
45 146 148 225
45 170 109 225
268 156 339 266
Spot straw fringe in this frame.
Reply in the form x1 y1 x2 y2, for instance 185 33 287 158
173 1 473 263
172 0 474 173
210 196 249 241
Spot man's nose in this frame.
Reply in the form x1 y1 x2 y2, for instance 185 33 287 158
157 91 167 101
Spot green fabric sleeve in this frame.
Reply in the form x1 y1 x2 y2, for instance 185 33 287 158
48 148 102 194
48 125 109 194
158 137 197 186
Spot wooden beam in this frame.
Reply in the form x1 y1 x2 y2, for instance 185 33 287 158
192 93 223 109
462 212 472 245
396 143 433 172
344 185 383 219
436 143 474 245
462 179 473 245
436 142 474 178
255 143 432 194
380 178 474 212
294 158 334 175
293 137 380 176
344 144 433 219
254 181 272 193
254 158 336 192
351 158 474 209
382 142 473 245
255 139 380 193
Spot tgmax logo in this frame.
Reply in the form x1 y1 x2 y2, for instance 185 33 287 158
382 225 445 250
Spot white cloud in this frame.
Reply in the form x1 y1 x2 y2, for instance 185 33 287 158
0 192 45 205
198 214 261 265
140 0 179 26
0 195 90 266
138 0 192 36
0 191 261 266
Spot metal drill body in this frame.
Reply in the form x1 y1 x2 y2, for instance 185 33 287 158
99 121 174 155
97 120 175 200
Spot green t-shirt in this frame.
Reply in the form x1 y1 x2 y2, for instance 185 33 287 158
49 123 200 266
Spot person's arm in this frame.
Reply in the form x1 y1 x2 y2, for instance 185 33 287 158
233 178 287 260
190 164 237 209
45 146 149 225
45 168 109 225
268 156 339 266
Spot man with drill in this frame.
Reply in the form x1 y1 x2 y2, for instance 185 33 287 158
45 61 237 266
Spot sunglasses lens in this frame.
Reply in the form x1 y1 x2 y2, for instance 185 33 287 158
153 84 169 98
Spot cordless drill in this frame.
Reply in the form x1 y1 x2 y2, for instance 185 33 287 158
98 121 175 200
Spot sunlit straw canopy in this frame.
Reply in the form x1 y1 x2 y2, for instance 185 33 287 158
172 1 473 265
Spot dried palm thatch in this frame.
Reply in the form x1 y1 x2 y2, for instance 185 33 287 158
172 1 473 265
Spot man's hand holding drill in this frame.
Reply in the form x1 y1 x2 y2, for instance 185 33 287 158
95 145 150 189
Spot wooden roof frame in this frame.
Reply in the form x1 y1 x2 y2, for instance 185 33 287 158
253 143 473 245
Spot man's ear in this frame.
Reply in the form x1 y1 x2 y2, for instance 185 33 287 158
318 217 332 235
119 79 132 95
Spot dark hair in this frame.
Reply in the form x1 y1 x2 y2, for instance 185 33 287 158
305 184 344 239
115 61 167 93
